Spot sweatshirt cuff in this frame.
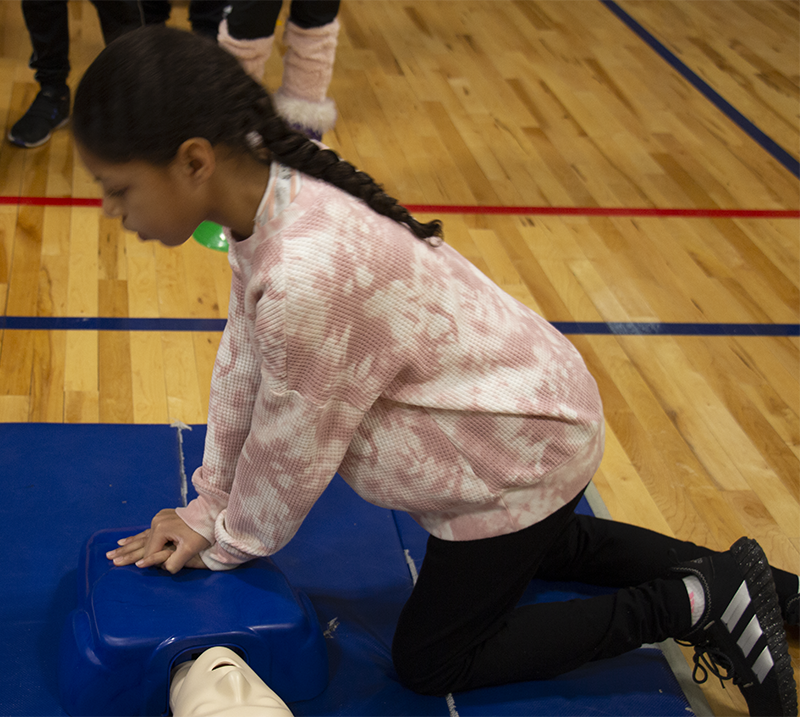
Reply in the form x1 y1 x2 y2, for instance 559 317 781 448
197 510 257 570
175 492 228 546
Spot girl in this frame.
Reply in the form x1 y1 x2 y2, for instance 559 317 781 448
73 26 797 717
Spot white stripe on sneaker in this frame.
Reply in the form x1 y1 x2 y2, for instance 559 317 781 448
752 645 775 684
737 615 763 658
721 581 751 632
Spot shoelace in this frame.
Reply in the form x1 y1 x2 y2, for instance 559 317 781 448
676 639 742 689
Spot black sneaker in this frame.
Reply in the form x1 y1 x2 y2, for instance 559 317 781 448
8 87 70 148
769 569 800 627
786 594 799 627
673 537 797 717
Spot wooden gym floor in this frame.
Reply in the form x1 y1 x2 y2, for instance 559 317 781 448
0 2 797 714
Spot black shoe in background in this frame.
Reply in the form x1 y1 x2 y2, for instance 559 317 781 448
8 86 70 148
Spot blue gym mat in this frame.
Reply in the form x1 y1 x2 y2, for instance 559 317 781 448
0 423 695 716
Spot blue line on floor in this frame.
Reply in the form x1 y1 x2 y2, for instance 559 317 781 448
0 317 229 331
553 322 800 337
1 316 797 336
601 0 800 179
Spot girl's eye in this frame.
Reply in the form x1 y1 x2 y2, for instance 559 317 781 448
106 187 127 199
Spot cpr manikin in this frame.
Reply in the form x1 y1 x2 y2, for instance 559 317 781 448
169 647 294 717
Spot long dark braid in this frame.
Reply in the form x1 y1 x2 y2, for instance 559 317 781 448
251 97 442 243
73 25 443 245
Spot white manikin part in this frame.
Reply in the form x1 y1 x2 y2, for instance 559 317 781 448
170 647 294 717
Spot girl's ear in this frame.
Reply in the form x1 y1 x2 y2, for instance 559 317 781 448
174 138 216 185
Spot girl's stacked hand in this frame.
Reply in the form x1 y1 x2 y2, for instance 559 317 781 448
106 509 211 574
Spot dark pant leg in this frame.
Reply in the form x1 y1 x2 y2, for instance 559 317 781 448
225 1 339 41
90 0 144 45
225 0 283 40
288 0 340 29
392 493 693 695
141 0 171 25
535 512 713 586
538 512 798 599
188 0 227 39
21 0 70 90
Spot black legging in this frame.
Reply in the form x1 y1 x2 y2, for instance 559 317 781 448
225 0 340 40
392 489 789 696
21 0 144 89
23 0 232 90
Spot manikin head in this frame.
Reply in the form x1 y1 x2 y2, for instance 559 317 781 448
169 647 294 717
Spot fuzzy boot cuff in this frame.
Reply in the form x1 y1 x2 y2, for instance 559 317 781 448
273 88 337 139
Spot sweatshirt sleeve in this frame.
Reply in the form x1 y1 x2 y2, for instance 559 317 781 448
178 189 424 570
197 386 367 570
175 267 261 547
189 261 377 569
177 240 394 569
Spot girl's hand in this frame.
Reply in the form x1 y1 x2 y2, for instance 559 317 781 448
106 509 211 574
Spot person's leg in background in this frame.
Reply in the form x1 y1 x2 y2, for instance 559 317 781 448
9 0 71 147
218 1 282 82
91 0 144 44
188 0 226 40
275 0 340 140
10 0 143 147
141 0 171 26
219 0 341 140
140 1 225 40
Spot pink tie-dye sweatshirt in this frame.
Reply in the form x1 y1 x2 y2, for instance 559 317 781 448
176 164 605 570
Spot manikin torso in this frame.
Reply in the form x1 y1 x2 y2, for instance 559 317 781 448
169 647 294 717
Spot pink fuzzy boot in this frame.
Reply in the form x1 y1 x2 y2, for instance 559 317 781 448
274 18 339 140
218 18 275 82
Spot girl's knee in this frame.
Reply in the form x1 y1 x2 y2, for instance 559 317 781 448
392 642 462 696
393 659 451 696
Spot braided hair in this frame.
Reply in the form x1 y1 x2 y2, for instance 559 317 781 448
73 25 443 245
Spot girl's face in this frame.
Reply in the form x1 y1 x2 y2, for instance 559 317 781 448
77 143 210 247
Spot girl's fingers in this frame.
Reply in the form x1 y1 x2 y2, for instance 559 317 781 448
117 529 149 546
135 547 176 569
105 510 210 572
109 545 177 568
106 536 148 561
110 545 146 566
161 539 207 574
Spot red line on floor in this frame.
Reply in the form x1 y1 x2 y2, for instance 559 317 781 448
0 196 103 207
0 196 797 218
405 205 800 218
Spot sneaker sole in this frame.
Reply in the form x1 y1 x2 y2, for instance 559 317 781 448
731 537 798 716
7 116 70 149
